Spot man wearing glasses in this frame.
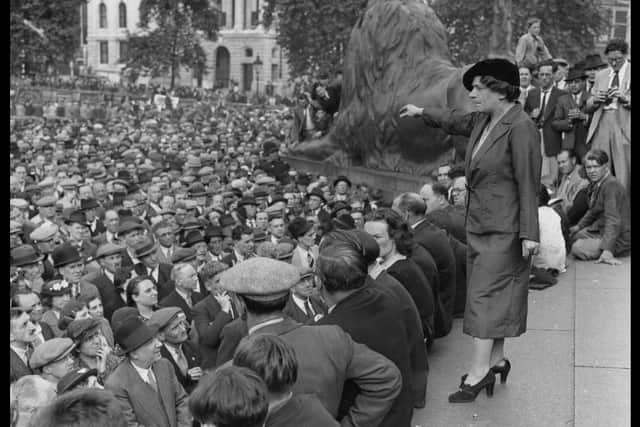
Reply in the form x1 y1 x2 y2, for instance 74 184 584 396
585 39 631 191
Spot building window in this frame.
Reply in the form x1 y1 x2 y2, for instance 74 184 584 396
612 8 628 40
119 2 127 28
99 3 107 28
100 41 109 64
271 64 278 81
119 41 128 62
272 47 278 58
245 48 253 57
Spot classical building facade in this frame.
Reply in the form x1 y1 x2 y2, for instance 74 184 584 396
83 0 290 94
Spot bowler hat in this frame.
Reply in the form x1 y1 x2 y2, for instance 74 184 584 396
171 247 197 264
331 201 352 218
51 244 83 268
253 188 269 199
184 230 206 247
205 225 224 239
118 220 144 236
11 245 44 267
188 182 209 198
219 214 236 228
114 316 158 355
287 217 313 239
305 188 326 204
111 307 141 331
462 58 520 91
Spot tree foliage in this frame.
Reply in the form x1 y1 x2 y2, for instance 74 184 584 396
263 0 368 77
432 0 610 66
125 0 220 88
10 0 86 75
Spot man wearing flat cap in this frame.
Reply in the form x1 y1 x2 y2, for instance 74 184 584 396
149 307 202 394
31 195 58 227
81 242 129 322
105 316 192 427
29 337 76 386
215 257 402 425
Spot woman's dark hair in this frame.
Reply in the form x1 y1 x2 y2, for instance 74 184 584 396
233 334 298 395
126 275 154 307
479 75 521 102
604 38 628 55
241 293 289 315
365 208 414 256
320 229 380 266
188 366 268 427
317 241 368 292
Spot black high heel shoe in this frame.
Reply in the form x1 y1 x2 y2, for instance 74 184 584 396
492 359 511 384
448 370 496 403
459 359 511 386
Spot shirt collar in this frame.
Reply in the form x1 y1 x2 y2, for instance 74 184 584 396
248 317 284 335
291 292 309 313
130 360 151 381
411 218 426 229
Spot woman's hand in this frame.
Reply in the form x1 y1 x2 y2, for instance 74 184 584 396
521 239 539 258
399 104 423 118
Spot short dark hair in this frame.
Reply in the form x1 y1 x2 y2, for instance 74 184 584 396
392 193 426 216
319 229 380 265
189 366 268 427
527 17 541 27
28 388 127 427
126 275 154 307
479 75 521 102
317 242 368 292
365 208 414 256
537 59 559 73
233 334 298 394
231 225 253 241
431 182 449 198
585 149 609 166
241 293 289 315
604 38 629 55
199 260 229 283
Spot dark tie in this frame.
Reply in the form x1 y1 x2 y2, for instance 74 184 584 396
538 90 548 126
611 71 620 89
304 299 315 317
307 252 314 269
175 347 188 375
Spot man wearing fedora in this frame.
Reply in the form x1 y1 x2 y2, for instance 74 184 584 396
149 307 203 394
105 316 192 427
133 236 175 301
82 242 130 323
305 187 331 223
11 244 46 293
63 209 99 262
583 53 608 95
554 66 591 162
51 244 100 300
215 257 402 426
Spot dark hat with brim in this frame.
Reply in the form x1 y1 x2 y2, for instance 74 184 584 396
64 210 89 228
80 198 99 210
462 58 520 91
305 188 326 204
171 247 198 264
583 54 607 70
11 245 45 267
57 368 99 394
333 175 352 188
184 230 206 247
287 217 313 239
565 67 587 82
51 244 83 268
133 236 158 259
66 318 102 343
114 316 159 356
111 307 141 331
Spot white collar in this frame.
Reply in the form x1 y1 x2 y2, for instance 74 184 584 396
233 249 245 262
103 269 115 283
378 253 406 270
175 287 191 303
10 344 30 364
411 218 426 230
291 292 310 314
248 317 284 335
130 360 153 383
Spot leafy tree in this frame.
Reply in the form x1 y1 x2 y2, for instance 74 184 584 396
433 0 610 66
10 0 86 76
263 0 368 77
125 0 220 89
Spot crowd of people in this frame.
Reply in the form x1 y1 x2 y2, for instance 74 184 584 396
9 27 630 427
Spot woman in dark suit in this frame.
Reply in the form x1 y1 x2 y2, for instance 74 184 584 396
400 58 541 402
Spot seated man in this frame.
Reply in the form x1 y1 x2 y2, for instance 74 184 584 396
570 149 630 265
555 149 589 216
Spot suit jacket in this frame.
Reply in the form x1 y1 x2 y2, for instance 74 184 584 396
525 86 573 157
82 270 128 323
89 219 106 237
586 64 631 145
289 105 307 143
155 245 176 265
425 205 466 244
10 348 33 383
221 251 239 267
318 286 416 427
160 341 201 394
576 174 631 255
192 294 235 369
40 321 55 341
282 294 327 324
105 358 191 427
159 290 205 324
555 90 591 161
421 104 541 241
250 318 402 427
134 263 174 301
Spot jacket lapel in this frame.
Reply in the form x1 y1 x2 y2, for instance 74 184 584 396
465 114 490 173
542 87 559 122
153 362 176 427
470 105 519 169
124 361 168 427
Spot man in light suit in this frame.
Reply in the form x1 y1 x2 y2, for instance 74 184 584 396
153 220 178 265
105 316 192 427
584 39 631 192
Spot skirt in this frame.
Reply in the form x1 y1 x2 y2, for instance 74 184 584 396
463 231 530 339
